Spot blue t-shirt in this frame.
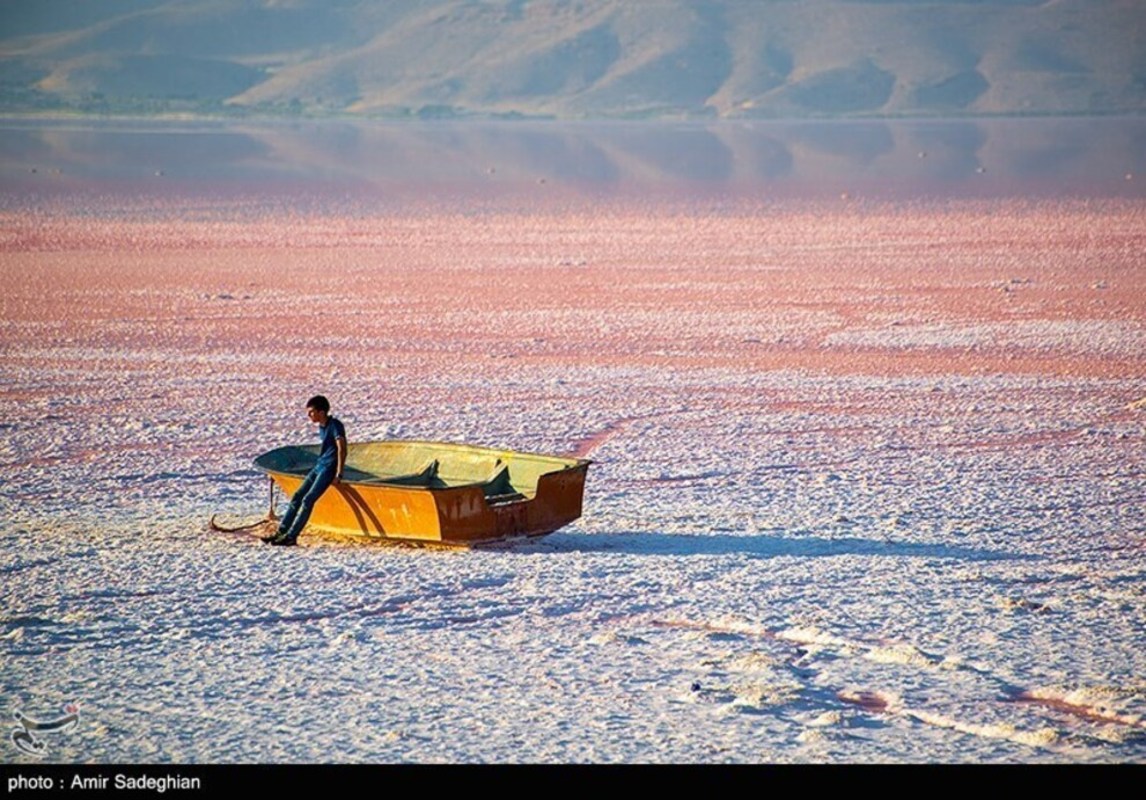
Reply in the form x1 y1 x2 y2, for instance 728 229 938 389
315 416 346 470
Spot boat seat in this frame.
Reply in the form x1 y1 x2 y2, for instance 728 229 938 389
481 462 512 497
484 461 526 504
360 458 439 487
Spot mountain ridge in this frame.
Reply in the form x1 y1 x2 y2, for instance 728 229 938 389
2 0 1143 119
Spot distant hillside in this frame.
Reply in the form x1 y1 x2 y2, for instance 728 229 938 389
2 0 1143 119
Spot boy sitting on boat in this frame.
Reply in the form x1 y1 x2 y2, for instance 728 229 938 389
264 395 346 547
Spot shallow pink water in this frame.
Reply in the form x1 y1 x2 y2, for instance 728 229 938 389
3 201 1143 386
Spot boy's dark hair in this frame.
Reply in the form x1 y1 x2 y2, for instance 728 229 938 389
306 395 331 413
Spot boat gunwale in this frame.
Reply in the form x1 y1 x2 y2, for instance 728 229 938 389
252 439 591 493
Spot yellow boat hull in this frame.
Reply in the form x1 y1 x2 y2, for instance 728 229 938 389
254 440 590 547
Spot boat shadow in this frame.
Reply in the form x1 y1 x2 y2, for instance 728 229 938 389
527 530 1038 562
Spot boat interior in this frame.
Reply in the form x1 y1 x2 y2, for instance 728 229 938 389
254 441 584 504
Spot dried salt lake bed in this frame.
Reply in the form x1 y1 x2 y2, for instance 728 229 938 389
1 119 1144 764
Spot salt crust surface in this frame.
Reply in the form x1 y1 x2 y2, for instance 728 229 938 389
1 199 1143 763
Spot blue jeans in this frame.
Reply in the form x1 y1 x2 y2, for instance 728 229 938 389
276 464 336 541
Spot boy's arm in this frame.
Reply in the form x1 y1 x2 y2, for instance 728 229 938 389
335 435 347 483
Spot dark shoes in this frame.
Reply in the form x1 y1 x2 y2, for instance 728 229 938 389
262 530 298 546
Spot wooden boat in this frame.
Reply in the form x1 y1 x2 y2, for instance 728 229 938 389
252 440 591 547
